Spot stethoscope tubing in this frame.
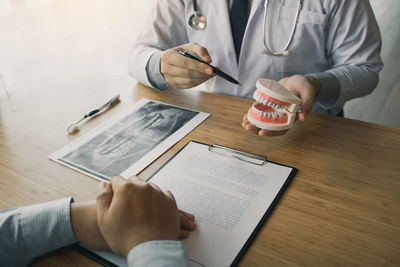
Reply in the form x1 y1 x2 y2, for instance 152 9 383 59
262 0 303 56
193 0 198 13
188 0 206 30
188 0 303 56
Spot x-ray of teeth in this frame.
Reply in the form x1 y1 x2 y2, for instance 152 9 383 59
58 101 199 179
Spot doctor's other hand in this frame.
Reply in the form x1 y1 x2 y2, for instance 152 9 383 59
161 42 215 89
242 75 320 136
96 176 196 258
278 75 321 121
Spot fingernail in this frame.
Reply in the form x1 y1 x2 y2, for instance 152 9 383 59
102 182 111 190
205 68 212 75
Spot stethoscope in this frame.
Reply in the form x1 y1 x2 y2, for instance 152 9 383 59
188 0 303 56
262 0 303 56
188 0 206 30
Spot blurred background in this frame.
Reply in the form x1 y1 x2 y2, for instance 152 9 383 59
0 0 398 128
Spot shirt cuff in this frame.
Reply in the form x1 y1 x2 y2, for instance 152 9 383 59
127 240 190 267
21 197 78 260
308 72 340 106
146 51 171 91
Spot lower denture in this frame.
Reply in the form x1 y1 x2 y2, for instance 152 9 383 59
251 103 287 123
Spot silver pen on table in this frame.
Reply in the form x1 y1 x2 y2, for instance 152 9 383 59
66 94 120 134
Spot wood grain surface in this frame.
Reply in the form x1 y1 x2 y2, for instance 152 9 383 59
1 83 399 266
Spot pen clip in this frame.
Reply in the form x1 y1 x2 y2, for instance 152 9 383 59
178 50 240 85
179 50 204 63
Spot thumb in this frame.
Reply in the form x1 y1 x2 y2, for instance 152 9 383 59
298 88 314 122
96 181 113 218
278 77 289 87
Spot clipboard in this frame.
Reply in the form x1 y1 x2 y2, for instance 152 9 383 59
74 140 297 267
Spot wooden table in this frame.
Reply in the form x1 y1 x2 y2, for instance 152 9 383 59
1 83 399 266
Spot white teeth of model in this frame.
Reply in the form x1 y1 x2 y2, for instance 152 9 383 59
267 102 272 107
263 111 267 117
267 112 271 118
253 91 258 99
272 104 277 108
278 111 283 117
255 92 261 101
272 112 277 118
262 99 267 105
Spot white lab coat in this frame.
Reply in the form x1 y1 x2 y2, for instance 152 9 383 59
130 0 382 114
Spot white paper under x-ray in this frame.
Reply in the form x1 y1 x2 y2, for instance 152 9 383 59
49 98 210 181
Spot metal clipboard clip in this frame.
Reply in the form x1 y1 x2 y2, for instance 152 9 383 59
208 144 267 166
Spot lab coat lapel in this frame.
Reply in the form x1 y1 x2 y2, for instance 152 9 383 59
212 0 237 71
239 0 264 65
249 0 264 19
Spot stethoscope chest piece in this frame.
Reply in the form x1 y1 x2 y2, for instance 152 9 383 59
189 12 206 30
188 0 206 30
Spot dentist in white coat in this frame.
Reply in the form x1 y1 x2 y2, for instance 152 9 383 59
130 0 382 136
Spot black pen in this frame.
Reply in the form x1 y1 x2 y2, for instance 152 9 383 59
178 50 240 85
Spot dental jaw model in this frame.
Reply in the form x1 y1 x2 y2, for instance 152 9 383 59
247 78 302 131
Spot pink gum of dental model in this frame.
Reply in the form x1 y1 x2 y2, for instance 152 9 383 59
247 78 302 131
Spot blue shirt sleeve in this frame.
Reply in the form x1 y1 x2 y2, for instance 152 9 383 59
145 51 171 91
0 198 191 267
309 72 341 106
127 240 190 267
0 198 77 266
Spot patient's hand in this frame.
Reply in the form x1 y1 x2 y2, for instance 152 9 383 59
70 201 108 250
96 176 196 258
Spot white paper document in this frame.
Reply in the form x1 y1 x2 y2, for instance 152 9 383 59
49 99 210 181
149 141 295 266
80 141 296 266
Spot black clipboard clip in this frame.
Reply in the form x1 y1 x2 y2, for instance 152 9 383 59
208 144 267 166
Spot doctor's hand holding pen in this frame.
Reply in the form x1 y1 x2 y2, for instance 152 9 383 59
242 75 321 137
160 42 216 89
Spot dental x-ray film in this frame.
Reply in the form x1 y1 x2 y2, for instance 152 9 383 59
49 98 210 181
